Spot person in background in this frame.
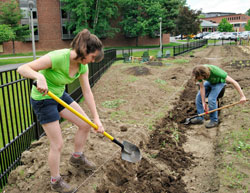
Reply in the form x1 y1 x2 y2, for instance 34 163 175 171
191 64 246 128
17 29 104 193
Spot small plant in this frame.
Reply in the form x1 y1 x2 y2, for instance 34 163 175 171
155 79 166 85
127 76 138 83
150 154 157 159
93 184 97 191
102 99 127 109
161 140 166 148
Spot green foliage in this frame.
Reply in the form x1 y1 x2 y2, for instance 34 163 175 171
118 0 147 43
175 6 201 36
244 20 250 31
0 0 30 53
119 0 182 45
218 18 234 32
160 0 183 34
246 9 250 16
60 0 120 39
0 24 14 43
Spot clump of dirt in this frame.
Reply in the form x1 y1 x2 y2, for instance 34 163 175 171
125 66 152 76
96 158 188 193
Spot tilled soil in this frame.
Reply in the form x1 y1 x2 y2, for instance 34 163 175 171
3 45 250 193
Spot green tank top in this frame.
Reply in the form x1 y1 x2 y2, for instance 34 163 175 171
205 64 227 84
31 49 88 100
198 65 227 84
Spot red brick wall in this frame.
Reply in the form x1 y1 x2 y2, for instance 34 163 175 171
1 0 169 54
102 34 169 47
203 14 250 32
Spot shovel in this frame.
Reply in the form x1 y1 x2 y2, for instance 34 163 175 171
33 82 141 163
183 100 248 125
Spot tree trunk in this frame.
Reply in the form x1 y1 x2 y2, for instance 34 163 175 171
12 40 15 54
93 0 100 33
136 37 138 47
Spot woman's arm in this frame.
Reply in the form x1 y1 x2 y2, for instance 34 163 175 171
226 76 247 103
79 71 104 133
17 55 52 94
199 81 208 111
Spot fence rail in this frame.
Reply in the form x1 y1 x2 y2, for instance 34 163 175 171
0 49 116 189
173 39 208 56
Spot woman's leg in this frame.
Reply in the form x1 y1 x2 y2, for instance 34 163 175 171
42 121 63 177
208 83 225 122
195 81 211 117
59 101 91 153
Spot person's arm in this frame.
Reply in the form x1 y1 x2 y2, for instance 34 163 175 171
199 81 209 111
17 55 52 94
226 75 247 104
79 71 104 133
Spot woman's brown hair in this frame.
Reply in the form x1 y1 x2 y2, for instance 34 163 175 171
192 65 210 81
70 29 104 62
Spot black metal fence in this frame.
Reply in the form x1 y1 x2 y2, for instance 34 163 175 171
0 49 116 189
173 39 208 56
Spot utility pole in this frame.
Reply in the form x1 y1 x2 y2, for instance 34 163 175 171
28 0 36 60
159 17 162 55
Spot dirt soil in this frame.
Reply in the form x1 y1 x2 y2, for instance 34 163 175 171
3 45 250 193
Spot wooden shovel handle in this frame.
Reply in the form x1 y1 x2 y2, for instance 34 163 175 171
198 99 248 117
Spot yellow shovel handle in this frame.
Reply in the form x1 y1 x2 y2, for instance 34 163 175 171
47 91 114 141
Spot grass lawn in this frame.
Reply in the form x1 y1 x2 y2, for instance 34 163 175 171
0 43 182 66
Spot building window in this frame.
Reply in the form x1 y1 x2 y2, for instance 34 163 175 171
60 2 75 40
19 0 39 41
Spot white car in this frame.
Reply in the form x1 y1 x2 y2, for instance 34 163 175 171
222 32 236 40
240 31 250 40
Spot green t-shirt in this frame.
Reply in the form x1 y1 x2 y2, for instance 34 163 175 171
31 49 88 100
199 64 227 84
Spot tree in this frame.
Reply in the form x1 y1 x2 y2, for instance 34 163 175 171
0 24 15 44
60 0 120 39
218 18 234 32
160 0 185 34
0 0 30 54
245 20 250 31
246 9 250 16
175 6 201 38
118 0 147 46
119 0 182 46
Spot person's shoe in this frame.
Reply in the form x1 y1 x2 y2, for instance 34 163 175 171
51 177 76 193
69 153 96 171
190 118 204 124
205 121 218 128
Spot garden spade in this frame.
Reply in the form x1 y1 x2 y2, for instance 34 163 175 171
33 82 141 163
183 100 248 125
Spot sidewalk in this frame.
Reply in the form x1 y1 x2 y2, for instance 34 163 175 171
0 55 41 60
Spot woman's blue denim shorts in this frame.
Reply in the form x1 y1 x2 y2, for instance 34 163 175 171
30 91 74 124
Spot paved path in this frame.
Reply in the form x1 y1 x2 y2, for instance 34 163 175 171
0 55 41 60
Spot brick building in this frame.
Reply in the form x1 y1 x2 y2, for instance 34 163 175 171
202 13 250 32
1 0 169 54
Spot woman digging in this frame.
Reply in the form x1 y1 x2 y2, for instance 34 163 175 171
17 29 105 193
191 64 247 128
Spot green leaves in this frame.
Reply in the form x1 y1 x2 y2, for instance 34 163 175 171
218 18 234 32
60 0 120 38
244 20 250 31
0 24 15 44
175 6 201 36
0 0 30 53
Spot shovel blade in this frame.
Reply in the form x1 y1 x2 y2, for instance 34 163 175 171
183 118 191 125
121 141 141 163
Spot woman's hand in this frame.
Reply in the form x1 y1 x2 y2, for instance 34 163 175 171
36 75 48 96
203 103 209 112
93 117 104 133
240 95 247 104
